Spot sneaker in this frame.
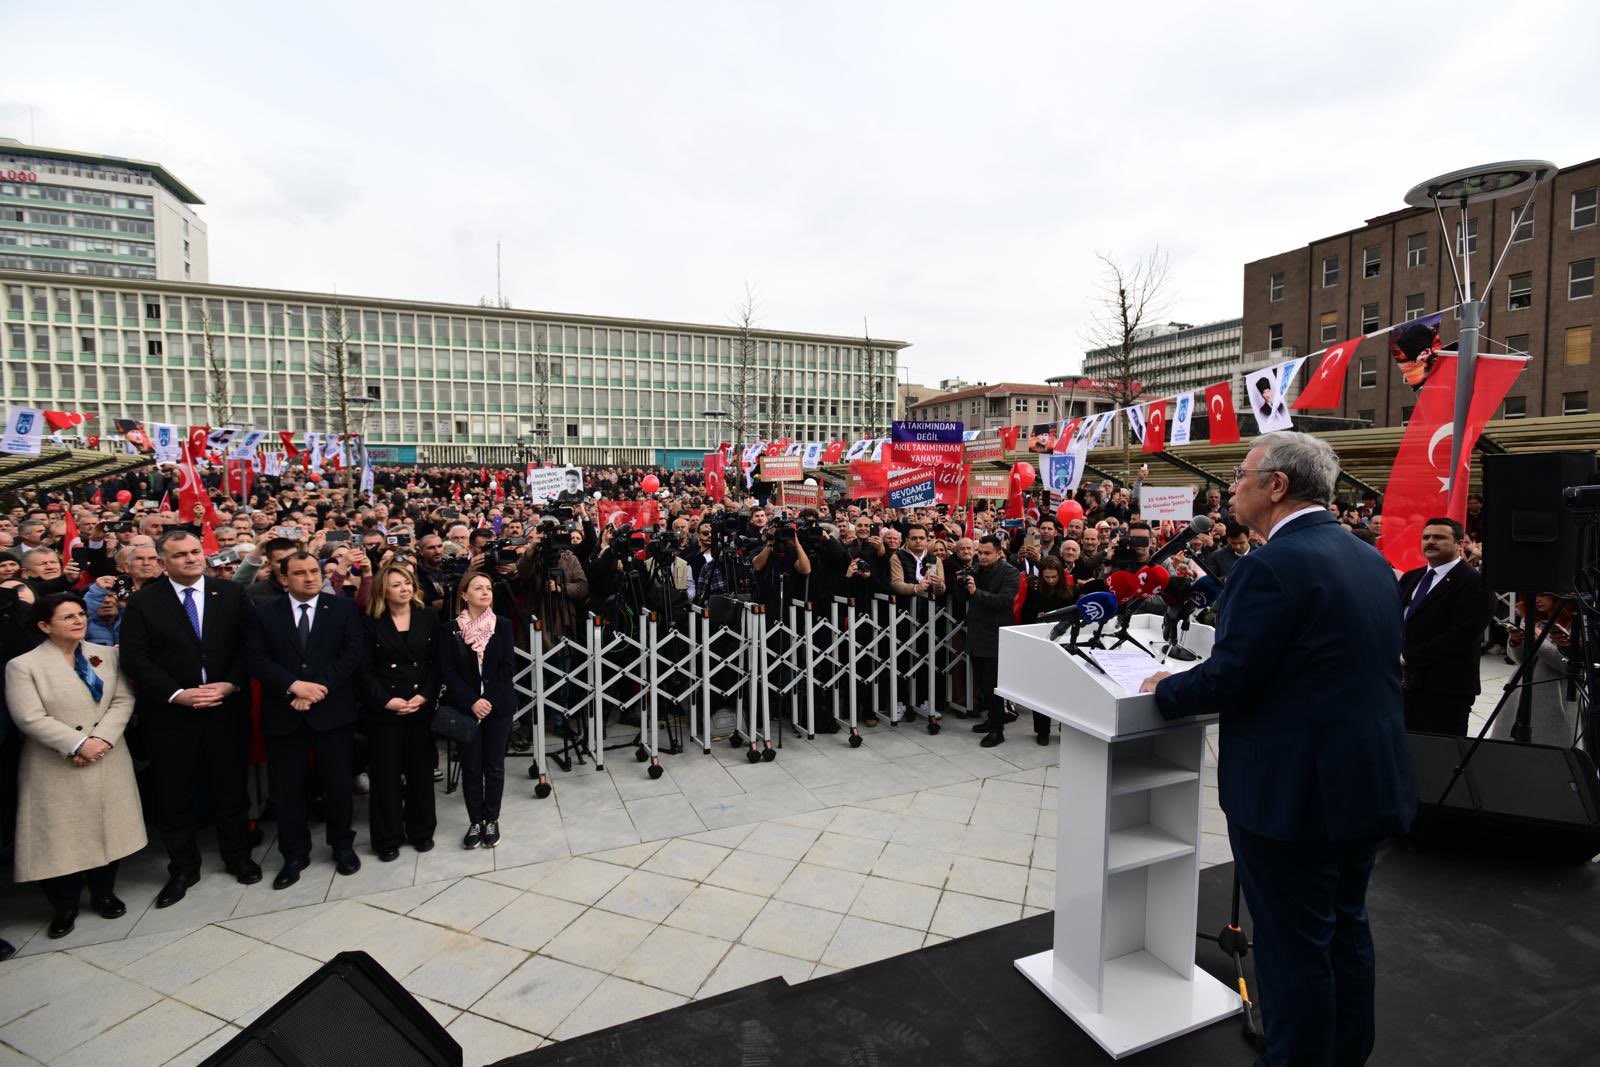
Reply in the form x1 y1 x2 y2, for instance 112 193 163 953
463 822 484 849
352 772 371 796
891 703 907 723
481 821 500 848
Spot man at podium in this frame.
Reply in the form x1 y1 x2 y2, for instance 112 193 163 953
1139 432 1414 1067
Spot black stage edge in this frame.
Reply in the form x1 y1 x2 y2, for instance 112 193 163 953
499 845 1600 1066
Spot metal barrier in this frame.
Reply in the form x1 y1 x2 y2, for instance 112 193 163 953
882 593 944 734
521 619 603 799
803 596 862 748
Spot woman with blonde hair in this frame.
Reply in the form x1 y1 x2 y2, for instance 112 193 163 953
6 592 145 938
357 561 441 860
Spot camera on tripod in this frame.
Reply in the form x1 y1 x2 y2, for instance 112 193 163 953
483 536 528 568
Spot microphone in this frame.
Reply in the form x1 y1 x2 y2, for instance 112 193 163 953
1161 573 1222 659
1188 574 1221 610
1045 590 1118 640
1146 514 1215 571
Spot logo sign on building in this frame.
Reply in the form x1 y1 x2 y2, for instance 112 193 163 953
759 455 805 482
889 421 964 503
1 169 39 184
887 466 938 510
963 437 1006 465
525 465 585 504
1139 485 1198 523
968 468 1014 500
2 407 43 455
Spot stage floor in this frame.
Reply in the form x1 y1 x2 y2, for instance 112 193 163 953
501 844 1600 1066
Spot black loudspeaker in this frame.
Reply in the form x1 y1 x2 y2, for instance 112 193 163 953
1408 732 1600 863
204 950 461 1067
1481 450 1596 595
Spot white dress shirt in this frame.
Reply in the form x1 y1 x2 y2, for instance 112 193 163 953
168 575 207 699
1268 505 1329 541
1409 556 1461 607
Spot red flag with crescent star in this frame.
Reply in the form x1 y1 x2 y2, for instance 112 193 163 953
1293 336 1363 411
998 425 1021 452
1379 354 1525 572
1204 382 1240 445
1142 400 1168 454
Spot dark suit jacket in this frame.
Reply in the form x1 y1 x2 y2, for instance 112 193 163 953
246 593 366 735
1155 511 1415 842
438 614 518 721
120 577 253 728
358 609 442 720
1398 561 1492 697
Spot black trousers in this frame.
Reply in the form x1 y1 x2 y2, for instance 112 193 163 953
974 655 1005 734
266 720 355 861
1228 823 1380 1067
1403 690 1472 736
42 861 119 914
145 710 253 877
459 712 513 824
366 712 438 851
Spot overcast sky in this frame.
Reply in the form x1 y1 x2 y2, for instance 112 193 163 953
6 1 1595 385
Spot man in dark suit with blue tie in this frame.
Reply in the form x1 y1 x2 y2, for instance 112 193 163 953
1141 432 1415 1067
246 550 367 889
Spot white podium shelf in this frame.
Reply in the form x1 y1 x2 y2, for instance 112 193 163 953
999 613 1238 1059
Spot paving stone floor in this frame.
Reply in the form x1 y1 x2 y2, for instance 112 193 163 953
0 657 1514 1065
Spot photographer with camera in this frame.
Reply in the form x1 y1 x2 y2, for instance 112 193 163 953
514 521 589 649
750 506 812 610
959 535 1023 749
82 543 162 645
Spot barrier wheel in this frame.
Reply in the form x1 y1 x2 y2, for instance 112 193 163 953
527 764 539 779
746 748 761 764
533 782 552 799
634 745 648 763
761 745 776 763
647 763 665 780
927 719 941 735
849 734 863 748
729 734 742 749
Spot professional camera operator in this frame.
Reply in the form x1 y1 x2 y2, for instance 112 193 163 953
514 521 589 649
751 507 812 609
888 523 946 723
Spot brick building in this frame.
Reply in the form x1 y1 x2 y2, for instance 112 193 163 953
1243 157 1598 426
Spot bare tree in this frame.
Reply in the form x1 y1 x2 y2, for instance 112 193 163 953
199 306 232 429
1080 248 1172 478
729 284 760 444
858 318 886 439
533 324 552 461
311 305 365 502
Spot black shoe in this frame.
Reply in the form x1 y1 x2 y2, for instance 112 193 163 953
1003 710 1019 724
971 723 991 733
334 850 362 876
248 825 265 848
0 938 14 962
463 822 484 849
815 721 841 734
273 859 308 890
227 859 263 885
1036 733 1050 746
412 838 435 853
91 894 126 920
481 821 500 848
155 871 200 909
980 732 1006 748
377 847 400 863
48 908 78 939
904 709 920 722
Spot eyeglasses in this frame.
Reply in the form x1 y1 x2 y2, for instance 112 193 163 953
1231 466 1279 484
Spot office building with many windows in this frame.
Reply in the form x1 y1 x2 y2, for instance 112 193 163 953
0 138 208 284
0 271 905 465
1081 318 1244 402
1243 156 1599 427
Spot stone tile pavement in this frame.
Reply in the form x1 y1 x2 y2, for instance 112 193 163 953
22 653 1523 1067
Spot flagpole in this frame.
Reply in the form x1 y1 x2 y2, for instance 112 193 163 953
1403 161 1554 502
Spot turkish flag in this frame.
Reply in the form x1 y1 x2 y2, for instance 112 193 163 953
1293 337 1363 411
187 426 210 462
763 441 783 458
177 451 221 529
1205 382 1240 445
703 451 727 503
822 440 847 464
43 411 92 431
1142 400 1168 453
597 500 662 529
846 460 888 500
1380 354 1525 572
998 426 1021 453
1053 419 1081 452
277 430 301 459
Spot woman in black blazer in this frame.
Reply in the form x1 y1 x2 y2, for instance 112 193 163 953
358 563 441 861
439 570 518 849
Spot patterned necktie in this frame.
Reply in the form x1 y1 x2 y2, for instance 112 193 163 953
183 587 202 639
1405 568 1435 622
297 603 312 651
75 646 104 704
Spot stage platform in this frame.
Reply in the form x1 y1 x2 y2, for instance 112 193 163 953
499 843 1600 1066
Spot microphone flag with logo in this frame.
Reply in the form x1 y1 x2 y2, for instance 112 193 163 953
1379 353 1525 572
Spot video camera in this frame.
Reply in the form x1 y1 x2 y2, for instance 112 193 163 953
708 513 763 555
484 536 528 568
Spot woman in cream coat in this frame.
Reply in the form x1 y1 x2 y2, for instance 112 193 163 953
6 592 146 939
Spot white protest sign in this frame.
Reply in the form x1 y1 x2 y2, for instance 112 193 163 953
1138 485 1197 523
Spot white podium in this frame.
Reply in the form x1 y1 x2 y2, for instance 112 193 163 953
997 614 1239 1059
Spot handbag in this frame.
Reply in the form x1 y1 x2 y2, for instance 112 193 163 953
430 703 480 745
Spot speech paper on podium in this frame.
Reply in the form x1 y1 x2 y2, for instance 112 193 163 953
1091 648 1166 694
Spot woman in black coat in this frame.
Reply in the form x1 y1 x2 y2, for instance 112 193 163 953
358 563 441 861
439 570 518 849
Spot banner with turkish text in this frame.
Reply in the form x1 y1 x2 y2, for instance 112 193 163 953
846 460 888 500
759 455 804 481
889 421 964 504
887 466 938 510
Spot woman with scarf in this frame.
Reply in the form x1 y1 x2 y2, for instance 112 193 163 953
5 592 145 938
439 570 517 849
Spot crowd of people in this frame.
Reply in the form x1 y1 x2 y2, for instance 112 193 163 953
0 448 1549 958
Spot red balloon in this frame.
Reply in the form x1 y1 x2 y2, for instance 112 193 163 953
1056 500 1084 526
1012 462 1036 490
114 489 133 505
641 474 661 493
307 471 322 483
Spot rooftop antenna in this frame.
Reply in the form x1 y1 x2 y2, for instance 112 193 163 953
480 240 510 309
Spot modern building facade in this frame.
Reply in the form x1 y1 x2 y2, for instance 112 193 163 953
1243 156 1599 427
0 138 208 284
0 271 905 465
1081 318 1244 401
907 381 1114 433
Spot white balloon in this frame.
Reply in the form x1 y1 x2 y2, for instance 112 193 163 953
803 478 817 486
